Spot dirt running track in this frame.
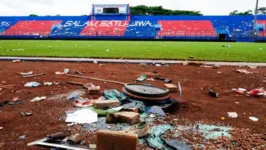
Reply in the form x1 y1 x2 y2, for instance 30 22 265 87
0 61 266 149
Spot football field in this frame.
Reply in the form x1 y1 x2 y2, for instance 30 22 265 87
0 40 266 62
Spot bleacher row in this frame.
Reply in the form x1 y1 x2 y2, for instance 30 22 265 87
0 17 266 41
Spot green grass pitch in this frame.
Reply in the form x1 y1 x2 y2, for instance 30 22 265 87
0 40 266 62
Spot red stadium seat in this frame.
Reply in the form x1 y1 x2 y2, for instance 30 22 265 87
257 20 266 37
80 21 128 36
158 20 216 37
3 20 62 36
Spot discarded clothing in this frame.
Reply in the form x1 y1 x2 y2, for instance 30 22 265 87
24 82 41 88
147 106 165 116
147 124 172 149
163 139 192 150
94 117 109 130
103 89 126 101
122 100 146 113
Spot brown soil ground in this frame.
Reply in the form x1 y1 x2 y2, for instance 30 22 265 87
0 61 266 150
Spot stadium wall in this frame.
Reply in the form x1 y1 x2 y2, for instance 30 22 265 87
0 15 266 42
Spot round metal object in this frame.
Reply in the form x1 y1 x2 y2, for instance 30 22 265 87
123 84 170 101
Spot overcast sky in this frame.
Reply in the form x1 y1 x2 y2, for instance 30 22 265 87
0 0 265 16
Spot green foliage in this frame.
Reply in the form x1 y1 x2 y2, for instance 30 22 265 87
229 10 253 16
257 7 266 15
29 14 38 17
130 5 202 16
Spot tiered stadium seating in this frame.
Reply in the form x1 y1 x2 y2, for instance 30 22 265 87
124 20 157 37
50 20 89 36
80 21 128 36
0 20 17 34
3 20 62 36
257 20 266 37
158 21 216 37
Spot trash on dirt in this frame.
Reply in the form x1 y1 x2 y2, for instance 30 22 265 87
247 88 266 97
209 90 219 98
236 69 253 74
12 60 21 63
93 60 98 64
196 124 232 139
249 116 259 122
64 68 70 74
217 71 222 74
93 100 120 109
31 96 47 102
43 82 53 86
20 71 33 76
67 92 79 100
227 112 238 118
0 84 15 89
8 99 24 105
55 68 69 75
220 117 225 121
22 73 45 78
235 102 240 104
19 135 26 140
67 133 83 144
65 108 97 124
47 132 66 140
163 139 192 150
147 106 165 116
136 75 147 82
201 65 213 68
92 107 117 116
74 70 83 75
106 111 140 125
126 122 150 138
103 89 126 101
147 124 172 149
74 99 93 108
0 127 3 130
27 137 89 150
164 83 177 93
21 112 33 116
87 83 100 95
155 76 172 83
146 78 155 81
232 88 247 94
155 64 162 67
96 129 137 150
53 81 60 85
24 82 41 88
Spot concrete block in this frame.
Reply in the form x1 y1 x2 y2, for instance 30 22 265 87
97 129 138 150
106 112 140 125
164 84 177 93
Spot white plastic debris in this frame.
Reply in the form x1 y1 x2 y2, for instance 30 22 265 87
249 117 259 122
65 108 97 124
111 106 123 111
64 68 69 74
31 96 47 102
155 64 162 67
227 112 238 118
44 82 53 86
20 71 33 76
0 127 3 130
24 82 41 88
93 60 98 64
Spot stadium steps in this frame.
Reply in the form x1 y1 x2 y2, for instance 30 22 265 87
2 20 62 36
157 21 216 37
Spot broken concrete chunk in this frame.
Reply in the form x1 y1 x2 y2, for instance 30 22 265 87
106 112 140 125
164 84 177 93
97 129 138 150
93 100 120 109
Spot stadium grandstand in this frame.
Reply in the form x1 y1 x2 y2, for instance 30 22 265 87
0 4 266 42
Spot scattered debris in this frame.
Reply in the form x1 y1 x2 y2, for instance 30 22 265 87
12 60 21 63
74 99 93 108
55 68 69 75
247 88 266 97
21 112 33 116
236 69 253 74
228 112 238 118
24 82 41 88
127 122 150 137
232 88 247 94
155 64 162 67
74 70 83 75
47 132 66 140
20 71 33 76
0 127 2 130
65 108 98 124
164 83 177 93
164 139 192 150
87 83 100 95
147 106 165 116
31 96 47 102
147 124 172 149
93 100 120 109
43 82 53 86
249 116 259 122
136 75 147 82
53 81 60 85
106 111 140 125
209 90 219 98
217 71 222 74
19 135 26 140
67 133 83 144
22 73 45 78
97 129 137 150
